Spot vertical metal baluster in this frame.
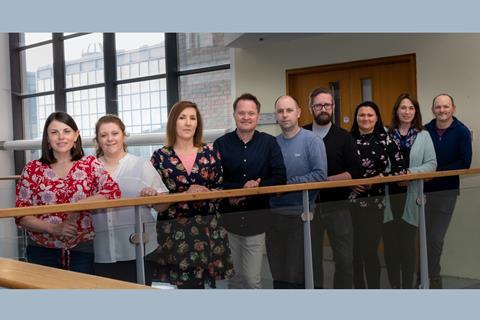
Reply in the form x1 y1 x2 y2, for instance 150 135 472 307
302 190 314 289
417 179 429 289
134 205 146 285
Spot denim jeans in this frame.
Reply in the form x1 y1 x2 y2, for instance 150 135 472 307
26 240 94 275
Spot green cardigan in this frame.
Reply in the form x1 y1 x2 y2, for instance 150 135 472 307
384 130 437 226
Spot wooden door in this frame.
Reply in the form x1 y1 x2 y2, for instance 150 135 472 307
286 54 417 131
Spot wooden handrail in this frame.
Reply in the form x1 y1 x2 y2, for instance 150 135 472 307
0 175 20 181
0 258 152 289
1 168 479 219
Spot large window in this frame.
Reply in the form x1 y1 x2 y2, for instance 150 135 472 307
10 33 232 170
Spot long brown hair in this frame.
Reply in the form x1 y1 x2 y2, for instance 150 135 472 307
166 101 203 148
94 114 128 158
390 93 423 132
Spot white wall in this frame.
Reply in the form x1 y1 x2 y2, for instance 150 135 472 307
233 33 480 279
0 33 18 258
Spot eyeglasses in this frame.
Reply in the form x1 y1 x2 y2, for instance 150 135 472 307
311 103 333 111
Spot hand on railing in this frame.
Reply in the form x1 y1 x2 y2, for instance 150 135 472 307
186 184 210 193
228 178 261 206
139 187 158 197
139 187 170 212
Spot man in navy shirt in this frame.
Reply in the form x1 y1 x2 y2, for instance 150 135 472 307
214 93 286 289
424 93 472 289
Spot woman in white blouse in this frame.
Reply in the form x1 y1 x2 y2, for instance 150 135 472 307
92 114 169 285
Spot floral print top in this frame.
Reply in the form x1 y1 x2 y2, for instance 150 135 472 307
15 155 121 249
349 132 406 207
150 144 234 287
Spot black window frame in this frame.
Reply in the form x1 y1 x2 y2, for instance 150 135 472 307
9 32 231 174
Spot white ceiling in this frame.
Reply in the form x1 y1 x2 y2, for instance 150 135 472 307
224 33 318 48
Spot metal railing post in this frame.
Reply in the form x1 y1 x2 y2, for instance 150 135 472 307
302 190 314 289
134 205 146 285
417 179 429 289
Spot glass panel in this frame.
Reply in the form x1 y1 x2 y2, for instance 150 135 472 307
115 33 166 81
64 33 104 88
179 69 232 130
23 33 52 46
66 88 106 138
361 78 372 101
178 33 230 71
20 44 53 95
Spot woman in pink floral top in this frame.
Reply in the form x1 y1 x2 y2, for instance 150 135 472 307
150 101 234 289
16 112 121 274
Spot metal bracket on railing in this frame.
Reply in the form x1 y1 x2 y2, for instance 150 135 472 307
129 232 150 245
301 211 314 222
416 195 426 206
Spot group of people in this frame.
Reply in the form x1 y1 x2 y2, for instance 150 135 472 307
14 88 472 289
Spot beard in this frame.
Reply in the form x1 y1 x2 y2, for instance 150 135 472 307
314 112 332 126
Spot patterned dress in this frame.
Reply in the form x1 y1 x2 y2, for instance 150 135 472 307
150 144 234 287
15 155 121 249
349 132 406 209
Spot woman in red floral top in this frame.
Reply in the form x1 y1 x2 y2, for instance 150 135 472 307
150 101 234 289
15 112 121 274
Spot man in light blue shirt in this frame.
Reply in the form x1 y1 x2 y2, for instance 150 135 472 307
267 95 327 288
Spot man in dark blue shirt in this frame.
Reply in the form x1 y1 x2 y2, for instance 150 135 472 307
424 93 472 289
214 93 286 288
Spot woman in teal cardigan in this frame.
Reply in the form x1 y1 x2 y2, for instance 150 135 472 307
384 93 437 289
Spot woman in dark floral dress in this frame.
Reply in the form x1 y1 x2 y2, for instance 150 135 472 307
150 101 234 289
349 101 406 289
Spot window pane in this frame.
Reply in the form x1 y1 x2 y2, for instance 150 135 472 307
20 44 53 95
22 94 55 140
178 33 230 71
66 88 106 138
23 33 52 46
116 33 166 81
64 33 104 88
118 79 167 134
180 69 232 130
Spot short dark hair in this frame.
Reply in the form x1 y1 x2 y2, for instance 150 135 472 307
350 101 385 137
166 101 203 148
390 93 423 132
308 87 334 107
233 93 261 112
40 111 84 165
94 114 128 158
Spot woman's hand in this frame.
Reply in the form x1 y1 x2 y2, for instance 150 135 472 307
49 220 77 238
186 184 210 193
140 187 158 197
352 185 367 194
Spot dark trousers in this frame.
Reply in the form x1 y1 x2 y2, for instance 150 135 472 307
383 192 417 289
266 214 305 289
26 241 94 275
425 190 457 279
94 259 155 286
350 198 383 289
311 202 354 289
